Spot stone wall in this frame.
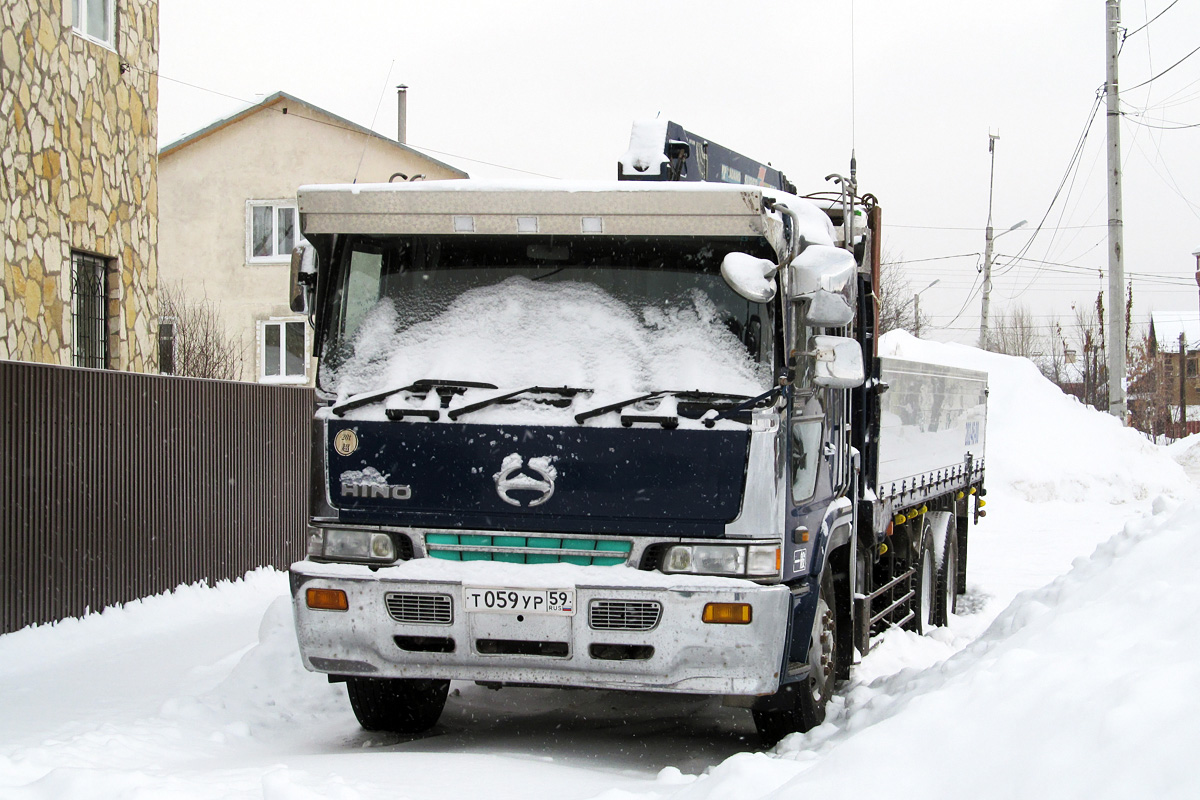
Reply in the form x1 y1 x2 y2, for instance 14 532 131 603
0 0 159 371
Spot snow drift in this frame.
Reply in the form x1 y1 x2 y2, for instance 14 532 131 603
1 336 1197 799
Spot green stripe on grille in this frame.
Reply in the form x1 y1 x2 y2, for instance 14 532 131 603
424 534 632 566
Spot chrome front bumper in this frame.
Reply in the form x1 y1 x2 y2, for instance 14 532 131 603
290 559 791 696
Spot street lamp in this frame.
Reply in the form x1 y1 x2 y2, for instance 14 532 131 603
914 279 940 339
980 219 1028 349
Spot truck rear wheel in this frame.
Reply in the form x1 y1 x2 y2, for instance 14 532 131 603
934 514 959 626
345 677 450 734
753 569 837 747
909 527 936 635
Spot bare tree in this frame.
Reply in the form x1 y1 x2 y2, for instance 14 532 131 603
158 281 245 380
989 304 1042 358
1033 316 1067 385
1128 324 1172 438
877 252 931 336
1070 298 1108 411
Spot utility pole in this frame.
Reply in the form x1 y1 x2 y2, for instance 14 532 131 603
1180 332 1188 436
1193 249 1200 322
1105 0 1128 421
980 134 1000 350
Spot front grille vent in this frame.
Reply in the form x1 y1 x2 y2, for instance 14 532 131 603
385 592 453 625
424 533 631 566
588 600 662 631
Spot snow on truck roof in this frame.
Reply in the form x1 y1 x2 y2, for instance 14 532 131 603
297 179 837 244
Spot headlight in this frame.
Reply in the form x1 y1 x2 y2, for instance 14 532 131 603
662 544 779 578
310 528 397 562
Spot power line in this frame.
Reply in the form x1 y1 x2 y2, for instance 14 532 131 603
1124 42 1200 93
1123 115 1200 129
881 252 980 266
885 222 1105 231
134 64 561 179
1122 0 1181 40
1008 91 1106 299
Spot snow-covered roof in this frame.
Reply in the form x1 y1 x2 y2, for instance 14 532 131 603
1151 311 1200 353
297 179 837 245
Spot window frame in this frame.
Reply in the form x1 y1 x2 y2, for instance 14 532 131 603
257 317 309 384
71 250 110 369
158 316 176 375
71 0 116 50
246 200 299 264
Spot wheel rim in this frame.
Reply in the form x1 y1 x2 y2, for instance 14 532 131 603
946 537 958 614
921 548 935 626
809 595 835 703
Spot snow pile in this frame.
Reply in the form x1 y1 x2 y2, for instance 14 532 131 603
734 493 1200 800
1167 433 1200 480
2 335 1199 798
618 118 670 176
334 276 770 418
882 331 1192 503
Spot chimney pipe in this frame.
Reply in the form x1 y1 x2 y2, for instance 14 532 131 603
396 84 408 144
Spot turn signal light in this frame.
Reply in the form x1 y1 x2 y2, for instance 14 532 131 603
702 603 752 624
306 588 348 611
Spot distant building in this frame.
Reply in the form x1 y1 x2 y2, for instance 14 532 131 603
157 91 467 385
1139 311 1200 437
1 0 160 370
1149 311 1200 406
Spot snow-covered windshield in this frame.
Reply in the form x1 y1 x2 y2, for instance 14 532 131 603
318 234 777 405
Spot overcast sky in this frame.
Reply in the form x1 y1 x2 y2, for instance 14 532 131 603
158 0 1200 348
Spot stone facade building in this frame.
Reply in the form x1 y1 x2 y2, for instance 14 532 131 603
1 0 159 371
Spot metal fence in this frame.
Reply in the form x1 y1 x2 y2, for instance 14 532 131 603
1 360 312 634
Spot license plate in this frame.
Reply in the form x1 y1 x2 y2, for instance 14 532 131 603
463 586 575 616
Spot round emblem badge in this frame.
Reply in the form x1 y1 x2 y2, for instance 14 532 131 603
333 428 359 457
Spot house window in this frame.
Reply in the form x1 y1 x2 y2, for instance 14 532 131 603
1189 357 1198 378
72 0 115 49
259 318 307 383
247 201 297 263
72 250 109 369
159 317 176 374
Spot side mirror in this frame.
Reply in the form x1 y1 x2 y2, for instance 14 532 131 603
721 252 778 302
289 239 317 314
810 335 865 388
789 244 856 326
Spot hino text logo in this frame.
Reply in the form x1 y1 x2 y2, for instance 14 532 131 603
493 454 557 507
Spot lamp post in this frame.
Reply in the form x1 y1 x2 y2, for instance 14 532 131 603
980 219 1028 349
914 279 940 339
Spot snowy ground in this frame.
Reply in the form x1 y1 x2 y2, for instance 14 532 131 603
3 335 1199 800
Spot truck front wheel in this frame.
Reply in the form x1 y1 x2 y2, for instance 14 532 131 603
753 569 837 747
345 677 450 734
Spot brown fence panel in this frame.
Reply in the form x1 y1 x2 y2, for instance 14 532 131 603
1 360 312 633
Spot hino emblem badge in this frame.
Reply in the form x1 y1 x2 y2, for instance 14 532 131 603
493 453 557 507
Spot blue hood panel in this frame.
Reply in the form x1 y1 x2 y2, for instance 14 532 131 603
327 421 750 537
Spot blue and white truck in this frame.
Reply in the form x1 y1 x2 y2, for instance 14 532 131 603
287 121 987 744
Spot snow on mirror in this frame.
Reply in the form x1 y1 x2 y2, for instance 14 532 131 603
789 244 857 326
810 334 865 388
720 252 778 302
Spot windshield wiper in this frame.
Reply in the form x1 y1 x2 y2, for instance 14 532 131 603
696 385 786 427
447 386 589 421
575 390 756 425
331 379 498 417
